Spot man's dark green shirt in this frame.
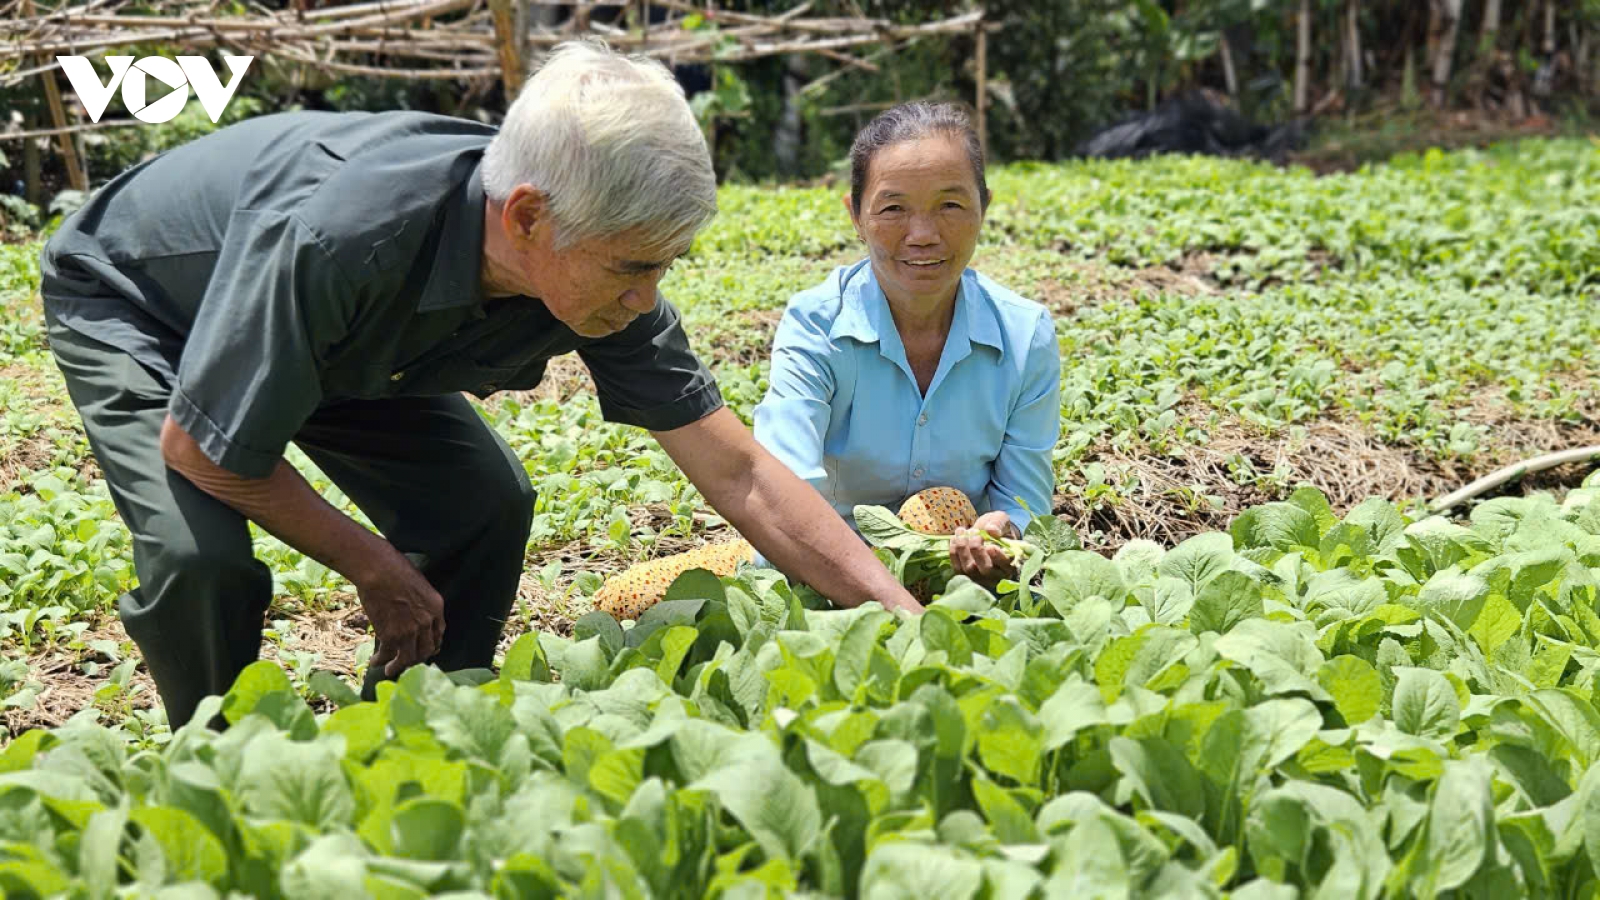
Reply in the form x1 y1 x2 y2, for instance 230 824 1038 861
40 110 724 479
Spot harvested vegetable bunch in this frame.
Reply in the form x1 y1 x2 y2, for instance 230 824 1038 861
855 502 1043 602
595 539 754 620
857 504 1038 564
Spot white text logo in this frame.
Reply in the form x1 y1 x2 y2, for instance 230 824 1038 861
55 56 254 124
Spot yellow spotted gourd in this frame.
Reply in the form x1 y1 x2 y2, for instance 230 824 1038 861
595 539 754 621
897 486 977 535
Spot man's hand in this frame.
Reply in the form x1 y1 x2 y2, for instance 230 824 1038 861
352 550 446 678
951 511 1019 588
160 414 448 672
653 408 924 615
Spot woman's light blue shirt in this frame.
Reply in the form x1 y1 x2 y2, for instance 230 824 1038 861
752 260 1061 533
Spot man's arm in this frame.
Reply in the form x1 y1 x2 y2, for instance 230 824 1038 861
160 415 444 677
653 407 923 615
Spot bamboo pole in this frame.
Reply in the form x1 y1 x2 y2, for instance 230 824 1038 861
0 118 143 142
21 0 87 192
800 41 901 95
3 0 999 95
489 0 525 96
1430 0 1462 108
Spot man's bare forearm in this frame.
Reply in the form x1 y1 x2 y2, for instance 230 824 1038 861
654 409 920 612
158 415 397 584
711 449 915 611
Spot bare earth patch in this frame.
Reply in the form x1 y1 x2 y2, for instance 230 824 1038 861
3 599 372 736
1055 409 1435 549
1035 254 1218 317
517 504 738 637
2 505 738 737
0 362 100 491
1056 392 1600 552
0 433 62 492
479 353 597 410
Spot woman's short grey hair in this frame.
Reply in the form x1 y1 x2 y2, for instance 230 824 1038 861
483 40 717 255
849 100 990 215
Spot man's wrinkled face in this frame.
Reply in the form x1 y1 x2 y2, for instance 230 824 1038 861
489 187 681 338
523 226 678 337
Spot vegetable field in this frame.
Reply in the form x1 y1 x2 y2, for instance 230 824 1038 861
0 137 1597 897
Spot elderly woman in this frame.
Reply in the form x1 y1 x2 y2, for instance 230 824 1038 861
596 102 1058 619
752 100 1061 587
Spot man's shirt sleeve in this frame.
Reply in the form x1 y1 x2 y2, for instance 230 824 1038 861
577 296 724 432
985 310 1062 531
169 210 359 479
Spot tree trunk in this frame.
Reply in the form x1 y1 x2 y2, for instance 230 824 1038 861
1478 0 1502 59
1219 32 1238 102
1429 0 1463 108
1344 0 1362 90
1426 0 1444 79
1295 0 1312 113
1543 0 1556 56
1579 25 1593 97
1467 0 1503 108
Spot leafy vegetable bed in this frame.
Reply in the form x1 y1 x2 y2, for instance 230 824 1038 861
11 478 1600 899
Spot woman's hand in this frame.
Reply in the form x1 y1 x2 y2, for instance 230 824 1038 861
950 511 1019 588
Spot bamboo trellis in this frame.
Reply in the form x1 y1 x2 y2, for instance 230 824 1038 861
1 0 992 193
1 1 986 80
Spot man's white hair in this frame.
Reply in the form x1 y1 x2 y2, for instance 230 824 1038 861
482 39 717 255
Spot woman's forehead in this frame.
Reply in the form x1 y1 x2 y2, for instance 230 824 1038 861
865 137 975 192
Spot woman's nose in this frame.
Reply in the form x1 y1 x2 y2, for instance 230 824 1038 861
906 214 939 243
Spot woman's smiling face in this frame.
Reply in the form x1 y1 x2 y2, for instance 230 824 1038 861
848 134 985 311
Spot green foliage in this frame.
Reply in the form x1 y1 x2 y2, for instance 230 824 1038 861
0 137 1596 648
12 487 1600 895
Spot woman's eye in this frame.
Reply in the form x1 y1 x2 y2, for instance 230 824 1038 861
878 205 902 213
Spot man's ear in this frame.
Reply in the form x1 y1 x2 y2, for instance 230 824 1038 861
504 185 549 242
841 191 861 238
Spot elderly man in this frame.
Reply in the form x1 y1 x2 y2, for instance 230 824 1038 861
39 41 923 729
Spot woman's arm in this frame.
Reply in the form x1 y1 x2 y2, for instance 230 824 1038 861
953 310 1063 586
750 299 841 494
985 310 1063 530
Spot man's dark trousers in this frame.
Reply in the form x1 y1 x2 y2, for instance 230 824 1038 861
44 311 536 729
